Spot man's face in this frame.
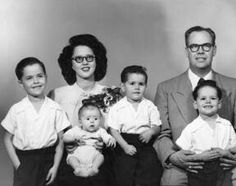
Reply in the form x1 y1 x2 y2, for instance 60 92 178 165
185 31 216 73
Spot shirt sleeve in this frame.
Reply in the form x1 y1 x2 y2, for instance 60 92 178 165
227 124 236 149
1 107 16 134
107 106 120 131
175 126 192 150
149 103 162 127
55 108 71 133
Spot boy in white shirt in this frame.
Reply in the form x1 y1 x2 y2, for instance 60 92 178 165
108 65 162 186
63 102 116 177
1 57 70 186
176 80 236 186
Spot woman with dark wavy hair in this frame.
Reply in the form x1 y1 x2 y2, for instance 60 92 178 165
48 34 113 186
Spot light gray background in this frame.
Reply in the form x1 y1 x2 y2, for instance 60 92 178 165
1 0 236 185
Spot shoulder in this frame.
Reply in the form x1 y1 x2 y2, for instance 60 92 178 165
141 98 156 107
217 116 232 127
157 72 188 90
8 97 29 114
184 117 203 132
110 97 127 110
45 97 66 111
214 72 236 87
53 84 76 95
49 84 77 101
93 83 106 94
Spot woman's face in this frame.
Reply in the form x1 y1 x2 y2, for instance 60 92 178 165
71 45 96 80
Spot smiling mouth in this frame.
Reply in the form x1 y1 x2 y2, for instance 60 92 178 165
81 67 90 71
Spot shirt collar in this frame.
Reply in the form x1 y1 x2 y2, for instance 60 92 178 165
188 69 213 90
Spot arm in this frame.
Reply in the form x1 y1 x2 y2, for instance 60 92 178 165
110 128 136 156
3 130 20 169
99 128 116 147
153 83 178 165
46 131 64 185
187 149 221 162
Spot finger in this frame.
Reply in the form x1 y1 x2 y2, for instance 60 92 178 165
187 168 198 173
187 162 204 166
183 150 196 156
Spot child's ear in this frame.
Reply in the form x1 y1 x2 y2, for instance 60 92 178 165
120 83 125 93
18 80 23 85
193 101 198 110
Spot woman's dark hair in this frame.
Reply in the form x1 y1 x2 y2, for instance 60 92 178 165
192 80 222 100
121 65 148 84
15 57 46 80
58 34 107 85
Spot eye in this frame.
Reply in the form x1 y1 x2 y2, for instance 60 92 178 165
139 82 145 86
130 82 135 85
25 76 33 80
37 74 44 78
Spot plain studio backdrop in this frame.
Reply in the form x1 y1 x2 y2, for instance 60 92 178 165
1 0 236 185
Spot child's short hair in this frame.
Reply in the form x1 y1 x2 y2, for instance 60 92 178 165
78 102 102 119
192 80 222 100
15 57 46 80
121 65 148 84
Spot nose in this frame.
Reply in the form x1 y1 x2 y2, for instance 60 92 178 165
197 46 204 54
205 98 211 103
33 77 39 83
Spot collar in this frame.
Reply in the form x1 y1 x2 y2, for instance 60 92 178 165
188 69 213 90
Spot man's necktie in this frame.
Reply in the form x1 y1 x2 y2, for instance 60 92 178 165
197 78 205 85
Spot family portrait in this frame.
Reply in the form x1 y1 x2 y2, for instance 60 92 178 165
1 0 236 186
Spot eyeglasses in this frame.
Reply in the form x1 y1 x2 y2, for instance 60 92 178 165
71 55 95 63
187 43 214 52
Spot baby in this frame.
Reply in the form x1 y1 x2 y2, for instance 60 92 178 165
63 102 116 177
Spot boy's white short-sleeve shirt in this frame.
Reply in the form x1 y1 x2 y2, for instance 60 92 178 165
107 97 161 134
1 96 71 150
176 115 236 154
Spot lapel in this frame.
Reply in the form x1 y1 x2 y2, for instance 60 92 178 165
171 71 198 124
212 71 230 118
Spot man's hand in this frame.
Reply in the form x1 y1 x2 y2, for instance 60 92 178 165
219 150 236 170
169 150 204 173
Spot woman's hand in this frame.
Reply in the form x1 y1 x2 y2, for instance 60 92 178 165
94 140 104 150
107 137 116 148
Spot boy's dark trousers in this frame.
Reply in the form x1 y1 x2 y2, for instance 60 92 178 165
187 159 226 186
113 133 162 186
13 146 55 186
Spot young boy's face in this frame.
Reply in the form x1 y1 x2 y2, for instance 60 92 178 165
80 107 101 132
121 73 147 103
193 86 221 117
19 63 47 99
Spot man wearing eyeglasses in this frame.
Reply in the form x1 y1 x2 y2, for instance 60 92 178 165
154 26 236 186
